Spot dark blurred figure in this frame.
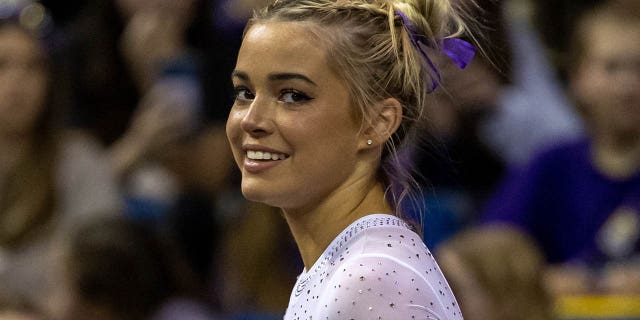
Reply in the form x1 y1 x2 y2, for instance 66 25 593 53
481 0 640 296
216 202 301 320
61 215 218 320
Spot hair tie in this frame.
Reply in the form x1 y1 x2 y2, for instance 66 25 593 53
395 9 475 92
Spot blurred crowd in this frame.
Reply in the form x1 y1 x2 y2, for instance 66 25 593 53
0 0 637 319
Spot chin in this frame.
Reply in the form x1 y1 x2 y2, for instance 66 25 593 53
241 185 303 210
241 183 278 206
240 185 264 202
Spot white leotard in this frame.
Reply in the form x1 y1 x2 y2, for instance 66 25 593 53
284 214 463 320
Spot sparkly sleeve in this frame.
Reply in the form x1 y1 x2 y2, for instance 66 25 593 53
314 255 463 320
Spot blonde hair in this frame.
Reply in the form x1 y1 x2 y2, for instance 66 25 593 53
247 0 474 224
437 226 555 320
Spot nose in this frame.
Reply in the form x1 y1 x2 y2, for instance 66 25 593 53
240 96 273 137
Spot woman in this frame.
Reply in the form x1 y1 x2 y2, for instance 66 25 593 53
0 2 120 317
226 0 475 318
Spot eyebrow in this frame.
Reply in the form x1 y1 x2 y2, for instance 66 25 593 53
231 70 249 81
268 73 317 86
231 70 317 86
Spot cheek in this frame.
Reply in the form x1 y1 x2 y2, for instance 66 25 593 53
27 75 48 106
226 106 247 137
573 67 607 107
0 75 46 127
295 117 360 176
225 109 244 158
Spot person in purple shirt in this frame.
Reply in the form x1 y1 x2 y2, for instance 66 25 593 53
481 0 640 294
482 140 640 264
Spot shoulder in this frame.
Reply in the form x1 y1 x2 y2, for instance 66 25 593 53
53 130 111 183
54 130 122 219
521 138 589 174
496 138 589 187
152 297 217 320
56 129 108 163
316 234 462 319
54 130 117 196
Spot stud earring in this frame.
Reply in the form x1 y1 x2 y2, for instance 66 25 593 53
367 139 373 145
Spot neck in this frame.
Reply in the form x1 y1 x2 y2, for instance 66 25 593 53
283 179 392 270
592 132 640 179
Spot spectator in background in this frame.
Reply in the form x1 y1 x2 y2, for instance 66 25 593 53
481 0 640 295
60 215 218 320
479 0 584 167
57 0 231 210
529 0 601 81
59 0 210 201
413 0 583 248
412 0 510 247
216 202 301 320
0 1 121 317
57 0 237 293
437 225 555 320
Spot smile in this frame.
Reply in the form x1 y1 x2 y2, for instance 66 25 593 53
246 150 289 161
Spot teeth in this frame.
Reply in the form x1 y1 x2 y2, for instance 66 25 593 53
247 150 288 160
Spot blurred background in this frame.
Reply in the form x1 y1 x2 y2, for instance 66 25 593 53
0 0 638 319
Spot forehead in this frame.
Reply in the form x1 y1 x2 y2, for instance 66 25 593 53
582 17 640 58
237 22 335 78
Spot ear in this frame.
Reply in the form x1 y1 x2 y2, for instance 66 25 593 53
360 98 403 149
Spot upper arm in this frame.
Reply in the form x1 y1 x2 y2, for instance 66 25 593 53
315 255 462 320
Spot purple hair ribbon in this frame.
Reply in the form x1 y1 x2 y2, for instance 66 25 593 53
396 10 475 91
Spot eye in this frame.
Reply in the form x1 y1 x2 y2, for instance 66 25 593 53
234 86 255 101
603 61 623 74
280 89 313 104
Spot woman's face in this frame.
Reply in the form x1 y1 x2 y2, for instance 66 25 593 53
571 17 640 138
226 22 365 210
0 26 48 136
